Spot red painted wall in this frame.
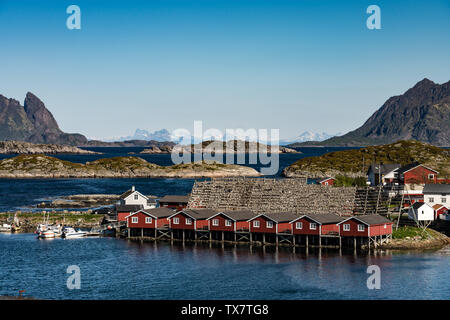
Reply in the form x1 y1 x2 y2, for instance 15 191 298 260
369 223 393 236
403 166 437 184
277 222 291 233
435 207 448 217
339 219 369 237
169 212 195 230
236 221 250 231
156 218 170 228
321 223 340 235
209 214 235 232
320 178 335 186
291 217 320 235
126 211 156 229
196 220 209 230
249 216 277 233
118 211 134 222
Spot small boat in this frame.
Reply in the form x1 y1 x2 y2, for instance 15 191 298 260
62 227 87 238
0 223 12 233
38 230 56 238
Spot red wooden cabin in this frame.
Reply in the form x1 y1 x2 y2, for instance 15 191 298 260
125 207 174 229
290 213 344 236
168 209 217 230
248 212 298 234
318 177 336 186
338 215 393 237
158 195 189 211
433 204 448 218
398 163 439 185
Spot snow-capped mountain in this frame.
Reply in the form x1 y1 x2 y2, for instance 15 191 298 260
106 129 172 142
279 131 340 145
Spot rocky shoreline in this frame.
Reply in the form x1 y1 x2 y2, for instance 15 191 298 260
0 155 261 178
0 141 99 154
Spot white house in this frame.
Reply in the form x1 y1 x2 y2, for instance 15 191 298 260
423 184 450 207
408 202 435 221
367 163 401 186
119 186 154 209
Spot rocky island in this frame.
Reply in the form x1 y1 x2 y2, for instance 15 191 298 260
0 154 260 178
0 140 100 154
283 140 450 178
140 140 300 154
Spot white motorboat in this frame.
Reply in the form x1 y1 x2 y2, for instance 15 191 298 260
38 230 56 238
62 227 87 238
0 223 12 233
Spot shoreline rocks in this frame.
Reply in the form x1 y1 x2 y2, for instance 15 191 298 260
0 154 261 178
0 141 100 155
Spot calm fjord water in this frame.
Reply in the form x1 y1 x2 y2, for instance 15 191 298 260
1 233 449 300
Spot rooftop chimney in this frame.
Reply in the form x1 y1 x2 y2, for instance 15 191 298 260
131 186 135 191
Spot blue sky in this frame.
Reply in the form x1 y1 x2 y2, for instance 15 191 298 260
0 0 449 140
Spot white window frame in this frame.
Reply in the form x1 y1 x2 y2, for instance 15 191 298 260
225 219 232 227
212 219 219 226
358 224 365 232
384 224 387 229
296 222 303 229
145 217 152 224
428 174 434 180
343 224 350 231
309 223 317 230
131 217 138 224
266 221 273 228
185 218 192 225
173 217 179 225
134 194 139 200
429 197 434 203
253 220 260 228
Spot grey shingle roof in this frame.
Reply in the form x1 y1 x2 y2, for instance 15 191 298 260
423 184 450 194
265 212 299 223
182 209 218 219
302 213 345 224
159 195 190 203
346 214 392 225
142 207 175 218
367 163 401 175
116 204 143 212
223 210 255 221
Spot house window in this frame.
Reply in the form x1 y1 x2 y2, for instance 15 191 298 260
134 194 138 200
145 217 152 224
310 223 317 230
358 224 365 232
343 224 350 231
296 222 303 229
225 220 232 227
384 224 387 229
429 197 434 203
132 217 138 223
253 220 260 228
266 221 273 228
212 219 219 226
428 174 434 180
324 182 328 185
173 217 179 225
185 218 192 225
442 198 446 203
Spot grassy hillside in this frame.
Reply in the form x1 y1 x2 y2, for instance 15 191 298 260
283 140 450 178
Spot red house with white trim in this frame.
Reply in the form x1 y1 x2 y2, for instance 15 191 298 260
248 212 298 234
397 162 439 185
207 210 254 232
290 213 344 236
338 215 393 237
168 209 217 230
317 177 336 186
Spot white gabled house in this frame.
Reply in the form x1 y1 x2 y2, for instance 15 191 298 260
119 186 154 209
408 202 435 221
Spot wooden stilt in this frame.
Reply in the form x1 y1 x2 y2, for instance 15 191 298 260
306 235 309 247
141 228 143 238
222 231 224 242
182 230 185 242
127 228 130 238
262 233 266 245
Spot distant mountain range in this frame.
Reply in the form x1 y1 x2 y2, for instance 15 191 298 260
105 128 172 142
279 131 340 145
289 78 450 147
0 92 88 146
